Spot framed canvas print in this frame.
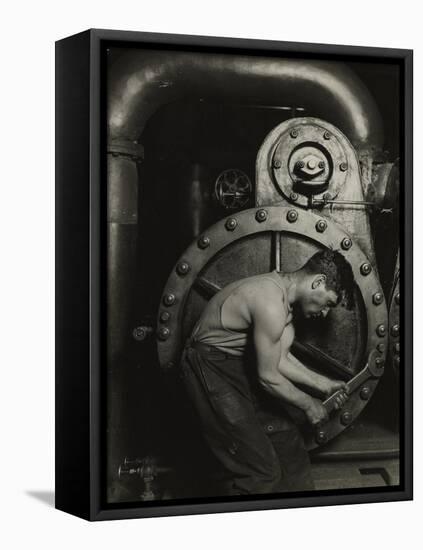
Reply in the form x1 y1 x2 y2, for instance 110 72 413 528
55 29 413 520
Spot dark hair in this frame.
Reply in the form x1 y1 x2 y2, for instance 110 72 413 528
302 249 355 309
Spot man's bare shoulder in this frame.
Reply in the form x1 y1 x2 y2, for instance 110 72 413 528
239 274 287 319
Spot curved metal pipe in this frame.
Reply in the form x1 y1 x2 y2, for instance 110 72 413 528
108 50 383 150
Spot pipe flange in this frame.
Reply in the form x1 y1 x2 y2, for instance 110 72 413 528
270 119 349 207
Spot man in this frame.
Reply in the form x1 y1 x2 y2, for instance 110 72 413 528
181 249 355 495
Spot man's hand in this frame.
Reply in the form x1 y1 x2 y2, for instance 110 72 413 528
318 378 349 409
304 397 329 427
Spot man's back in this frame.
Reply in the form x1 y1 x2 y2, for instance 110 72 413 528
191 271 291 356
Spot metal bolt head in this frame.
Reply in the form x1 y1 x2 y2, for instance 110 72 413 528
287 209 298 223
360 386 371 400
395 293 400 305
318 160 325 169
157 327 170 341
360 263 372 276
316 219 327 233
323 131 331 140
176 261 190 276
376 324 386 337
341 238 352 250
290 192 298 202
341 411 352 425
377 343 385 353
163 293 176 306
315 430 327 445
375 357 384 369
198 235 210 249
393 342 400 354
295 160 305 170
273 159 282 169
372 292 383 305
160 311 171 323
255 209 268 223
290 129 299 138
225 218 238 231
133 327 147 341
340 162 348 172
391 324 400 337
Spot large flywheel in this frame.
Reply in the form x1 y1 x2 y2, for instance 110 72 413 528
157 206 388 449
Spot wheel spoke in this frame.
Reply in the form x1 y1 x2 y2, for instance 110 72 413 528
193 277 222 298
273 231 282 272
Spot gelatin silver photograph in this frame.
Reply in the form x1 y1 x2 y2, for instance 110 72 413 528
106 45 403 504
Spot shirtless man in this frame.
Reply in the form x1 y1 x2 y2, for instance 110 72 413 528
181 249 355 495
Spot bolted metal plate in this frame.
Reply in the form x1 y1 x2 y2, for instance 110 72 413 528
271 119 348 207
157 207 388 449
389 272 400 377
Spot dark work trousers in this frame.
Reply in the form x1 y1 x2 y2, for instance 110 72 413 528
180 340 315 496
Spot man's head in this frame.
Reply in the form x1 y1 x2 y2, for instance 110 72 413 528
296 249 355 319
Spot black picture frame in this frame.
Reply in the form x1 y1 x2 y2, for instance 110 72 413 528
55 28 413 521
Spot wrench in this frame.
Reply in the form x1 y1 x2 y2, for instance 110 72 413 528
322 349 383 415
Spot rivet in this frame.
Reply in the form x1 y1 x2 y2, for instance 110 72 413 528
133 327 147 341
157 327 170 341
375 357 384 369
340 162 348 172
318 160 325 169
323 131 331 140
360 263 372 276
163 293 176 306
225 218 238 231
391 324 400 337
273 159 282 169
395 293 400 305
255 209 268 223
176 261 190 276
360 386 370 401
198 236 210 249
316 219 327 233
290 129 299 138
377 343 385 353
394 342 400 354
287 210 298 223
290 192 298 202
160 311 171 323
315 430 327 445
360 386 371 400
267 425 274 432
372 292 383 305
376 324 386 337
295 160 305 169
341 411 352 425
341 238 352 250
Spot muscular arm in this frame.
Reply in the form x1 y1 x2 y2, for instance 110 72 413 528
278 351 328 393
280 345 348 403
252 290 314 413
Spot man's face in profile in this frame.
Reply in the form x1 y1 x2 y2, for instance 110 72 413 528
298 275 338 320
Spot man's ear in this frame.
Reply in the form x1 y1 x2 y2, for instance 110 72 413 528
311 274 326 289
